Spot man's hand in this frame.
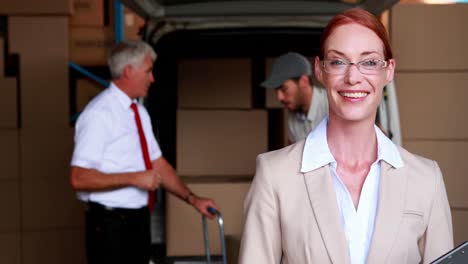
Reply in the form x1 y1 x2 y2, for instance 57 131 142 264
133 169 162 191
150 157 219 219
189 195 219 220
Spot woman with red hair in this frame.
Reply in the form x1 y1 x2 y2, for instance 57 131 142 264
240 8 453 264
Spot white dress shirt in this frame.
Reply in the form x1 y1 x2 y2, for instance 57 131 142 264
71 82 162 209
301 118 403 264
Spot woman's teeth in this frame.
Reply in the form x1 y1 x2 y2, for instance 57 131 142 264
340 92 368 98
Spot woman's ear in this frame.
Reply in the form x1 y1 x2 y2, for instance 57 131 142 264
385 58 396 85
314 56 324 84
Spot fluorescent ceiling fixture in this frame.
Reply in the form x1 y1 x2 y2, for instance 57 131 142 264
422 0 467 3
422 0 454 3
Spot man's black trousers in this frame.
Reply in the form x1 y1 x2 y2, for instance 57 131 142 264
85 202 151 264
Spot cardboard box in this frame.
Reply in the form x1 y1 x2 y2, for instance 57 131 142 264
9 16 70 129
70 26 113 66
392 4 468 70
108 1 146 40
0 130 19 181
23 229 85 264
0 233 21 264
20 128 84 228
22 176 85 230
21 128 75 181
70 0 104 26
403 141 468 209
124 8 145 40
266 88 282 109
452 209 468 246
0 0 72 15
0 78 18 128
176 110 268 176
396 72 468 140
178 58 252 109
0 181 20 231
166 181 250 256
75 78 104 112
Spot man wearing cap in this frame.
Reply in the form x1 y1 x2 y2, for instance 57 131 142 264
262 52 329 143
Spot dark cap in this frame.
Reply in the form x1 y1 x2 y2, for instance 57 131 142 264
261 52 312 89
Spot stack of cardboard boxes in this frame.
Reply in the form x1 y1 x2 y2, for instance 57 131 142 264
0 1 85 263
70 0 146 113
392 3 468 246
0 1 146 263
70 0 145 66
165 58 270 259
70 0 112 66
69 0 109 114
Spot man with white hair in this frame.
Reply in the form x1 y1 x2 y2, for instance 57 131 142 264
70 40 218 264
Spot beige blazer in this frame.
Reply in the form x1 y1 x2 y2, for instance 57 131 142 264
239 141 453 264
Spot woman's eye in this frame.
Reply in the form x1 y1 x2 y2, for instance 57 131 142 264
330 60 345 66
361 59 378 66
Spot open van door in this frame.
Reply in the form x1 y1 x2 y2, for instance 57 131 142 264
122 0 398 21
118 1 401 262
121 0 398 45
121 0 402 146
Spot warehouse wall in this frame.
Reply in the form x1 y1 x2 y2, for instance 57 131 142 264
0 0 143 263
0 0 87 261
1 1 467 264
392 3 468 246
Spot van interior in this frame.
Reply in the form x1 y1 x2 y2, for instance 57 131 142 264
93 1 401 262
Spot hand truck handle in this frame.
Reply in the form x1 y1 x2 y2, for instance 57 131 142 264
202 207 227 264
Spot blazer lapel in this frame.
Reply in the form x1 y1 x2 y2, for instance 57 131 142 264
367 161 407 263
304 165 351 264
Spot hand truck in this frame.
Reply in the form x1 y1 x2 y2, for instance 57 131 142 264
202 207 227 264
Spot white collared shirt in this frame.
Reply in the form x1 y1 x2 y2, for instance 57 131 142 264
71 82 162 208
301 118 403 264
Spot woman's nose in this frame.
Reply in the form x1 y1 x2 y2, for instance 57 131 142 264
344 64 362 85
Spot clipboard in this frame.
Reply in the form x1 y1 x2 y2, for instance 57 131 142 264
431 241 468 264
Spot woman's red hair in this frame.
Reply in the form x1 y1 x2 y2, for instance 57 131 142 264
319 8 393 60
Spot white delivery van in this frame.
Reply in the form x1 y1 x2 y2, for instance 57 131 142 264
120 0 402 262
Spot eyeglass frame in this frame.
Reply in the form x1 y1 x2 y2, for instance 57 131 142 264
320 59 389 75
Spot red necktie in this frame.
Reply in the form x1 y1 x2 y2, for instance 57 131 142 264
130 103 155 211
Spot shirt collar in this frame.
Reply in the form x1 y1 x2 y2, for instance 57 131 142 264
109 82 136 109
301 118 403 173
375 124 404 169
